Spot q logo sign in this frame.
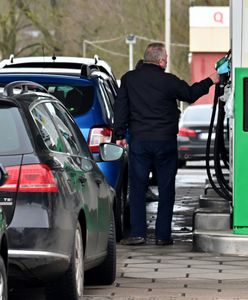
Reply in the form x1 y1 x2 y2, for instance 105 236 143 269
213 11 224 24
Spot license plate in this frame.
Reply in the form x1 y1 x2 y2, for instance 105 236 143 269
199 132 215 140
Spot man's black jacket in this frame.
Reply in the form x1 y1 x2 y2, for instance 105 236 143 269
114 63 214 141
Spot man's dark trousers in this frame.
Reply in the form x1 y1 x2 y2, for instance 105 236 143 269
129 138 178 240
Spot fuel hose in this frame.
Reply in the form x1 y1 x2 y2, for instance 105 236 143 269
205 83 232 201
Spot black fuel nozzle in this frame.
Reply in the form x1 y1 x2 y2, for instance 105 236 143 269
220 73 230 88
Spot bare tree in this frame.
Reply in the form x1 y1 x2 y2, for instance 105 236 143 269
0 0 68 59
0 0 229 78
0 0 37 58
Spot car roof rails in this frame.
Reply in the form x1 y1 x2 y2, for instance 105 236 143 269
3 81 48 97
0 55 116 80
81 64 101 77
81 64 113 79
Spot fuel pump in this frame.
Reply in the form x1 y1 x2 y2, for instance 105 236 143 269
206 51 232 202
233 68 248 234
206 0 248 235
207 0 248 236
231 0 248 235
193 0 248 254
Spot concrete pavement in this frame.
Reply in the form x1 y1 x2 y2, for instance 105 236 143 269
84 167 248 300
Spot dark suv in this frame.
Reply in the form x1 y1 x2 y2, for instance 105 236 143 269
0 55 129 241
0 81 124 300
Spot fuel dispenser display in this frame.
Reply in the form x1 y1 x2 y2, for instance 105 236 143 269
243 76 248 131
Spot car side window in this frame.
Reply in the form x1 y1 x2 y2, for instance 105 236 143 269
44 102 80 156
46 84 94 117
101 80 116 108
45 102 92 157
98 79 113 123
107 78 118 98
31 104 64 152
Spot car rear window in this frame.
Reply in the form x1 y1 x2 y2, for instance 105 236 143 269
45 84 94 117
182 106 213 123
0 106 33 155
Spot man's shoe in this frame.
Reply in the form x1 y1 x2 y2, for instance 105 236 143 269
155 238 174 246
120 236 146 245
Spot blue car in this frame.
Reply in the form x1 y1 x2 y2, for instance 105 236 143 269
0 55 129 241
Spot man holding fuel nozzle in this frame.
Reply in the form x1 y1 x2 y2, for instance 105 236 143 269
114 42 219 246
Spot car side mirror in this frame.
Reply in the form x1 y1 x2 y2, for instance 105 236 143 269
99 143 124 161
0 164 8 186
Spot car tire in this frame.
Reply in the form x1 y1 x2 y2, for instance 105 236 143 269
178 159 186 168
115 180 130 241
85 211 116 285
122 201 131 238
0 256 7 300
46 221 84 300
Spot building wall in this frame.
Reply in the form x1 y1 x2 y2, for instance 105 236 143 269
189 6 229 105
190 28 229 53
191 52 224 104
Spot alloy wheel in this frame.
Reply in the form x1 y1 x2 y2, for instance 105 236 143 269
75 226 84 297
0 272 4 300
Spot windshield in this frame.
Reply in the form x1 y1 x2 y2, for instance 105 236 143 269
182 106 214 123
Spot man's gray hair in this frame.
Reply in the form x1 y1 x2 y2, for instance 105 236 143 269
144 43 166 64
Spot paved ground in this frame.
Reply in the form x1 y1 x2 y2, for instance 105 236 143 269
85 241 248 300
84 167 248 300
8 165 248 299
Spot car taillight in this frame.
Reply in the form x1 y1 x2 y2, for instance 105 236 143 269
0 164 58 192
178 127 197 137
0 165 20 191
88 127 113 153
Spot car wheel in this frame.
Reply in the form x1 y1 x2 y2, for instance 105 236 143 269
0 256 7 300
115 180 130 241
178 159 186 168
85 211 116 285
46 221 84 300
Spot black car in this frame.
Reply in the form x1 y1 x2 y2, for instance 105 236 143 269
0 81 124 300
0 55 129 241
177 104 224 167
0 164 8 300
177 104 229 167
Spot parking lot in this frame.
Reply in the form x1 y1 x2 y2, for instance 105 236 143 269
8 164 248 300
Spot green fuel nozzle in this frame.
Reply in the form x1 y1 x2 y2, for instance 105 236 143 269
215 50 231 87
215 50 231 75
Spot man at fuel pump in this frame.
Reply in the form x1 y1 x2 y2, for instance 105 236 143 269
114 42 219 246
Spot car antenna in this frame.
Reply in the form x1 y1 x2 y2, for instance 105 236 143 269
52 53 56 61
9 54 14 63
94 54 99 65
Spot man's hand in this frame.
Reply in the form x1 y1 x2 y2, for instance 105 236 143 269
209 72 220 84
116 139 128 148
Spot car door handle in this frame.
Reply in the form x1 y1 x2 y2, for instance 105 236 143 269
79 176 87 185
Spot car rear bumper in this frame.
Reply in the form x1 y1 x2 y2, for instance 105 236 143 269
178 144 214 161
7 225 74 282
8 249 69 282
